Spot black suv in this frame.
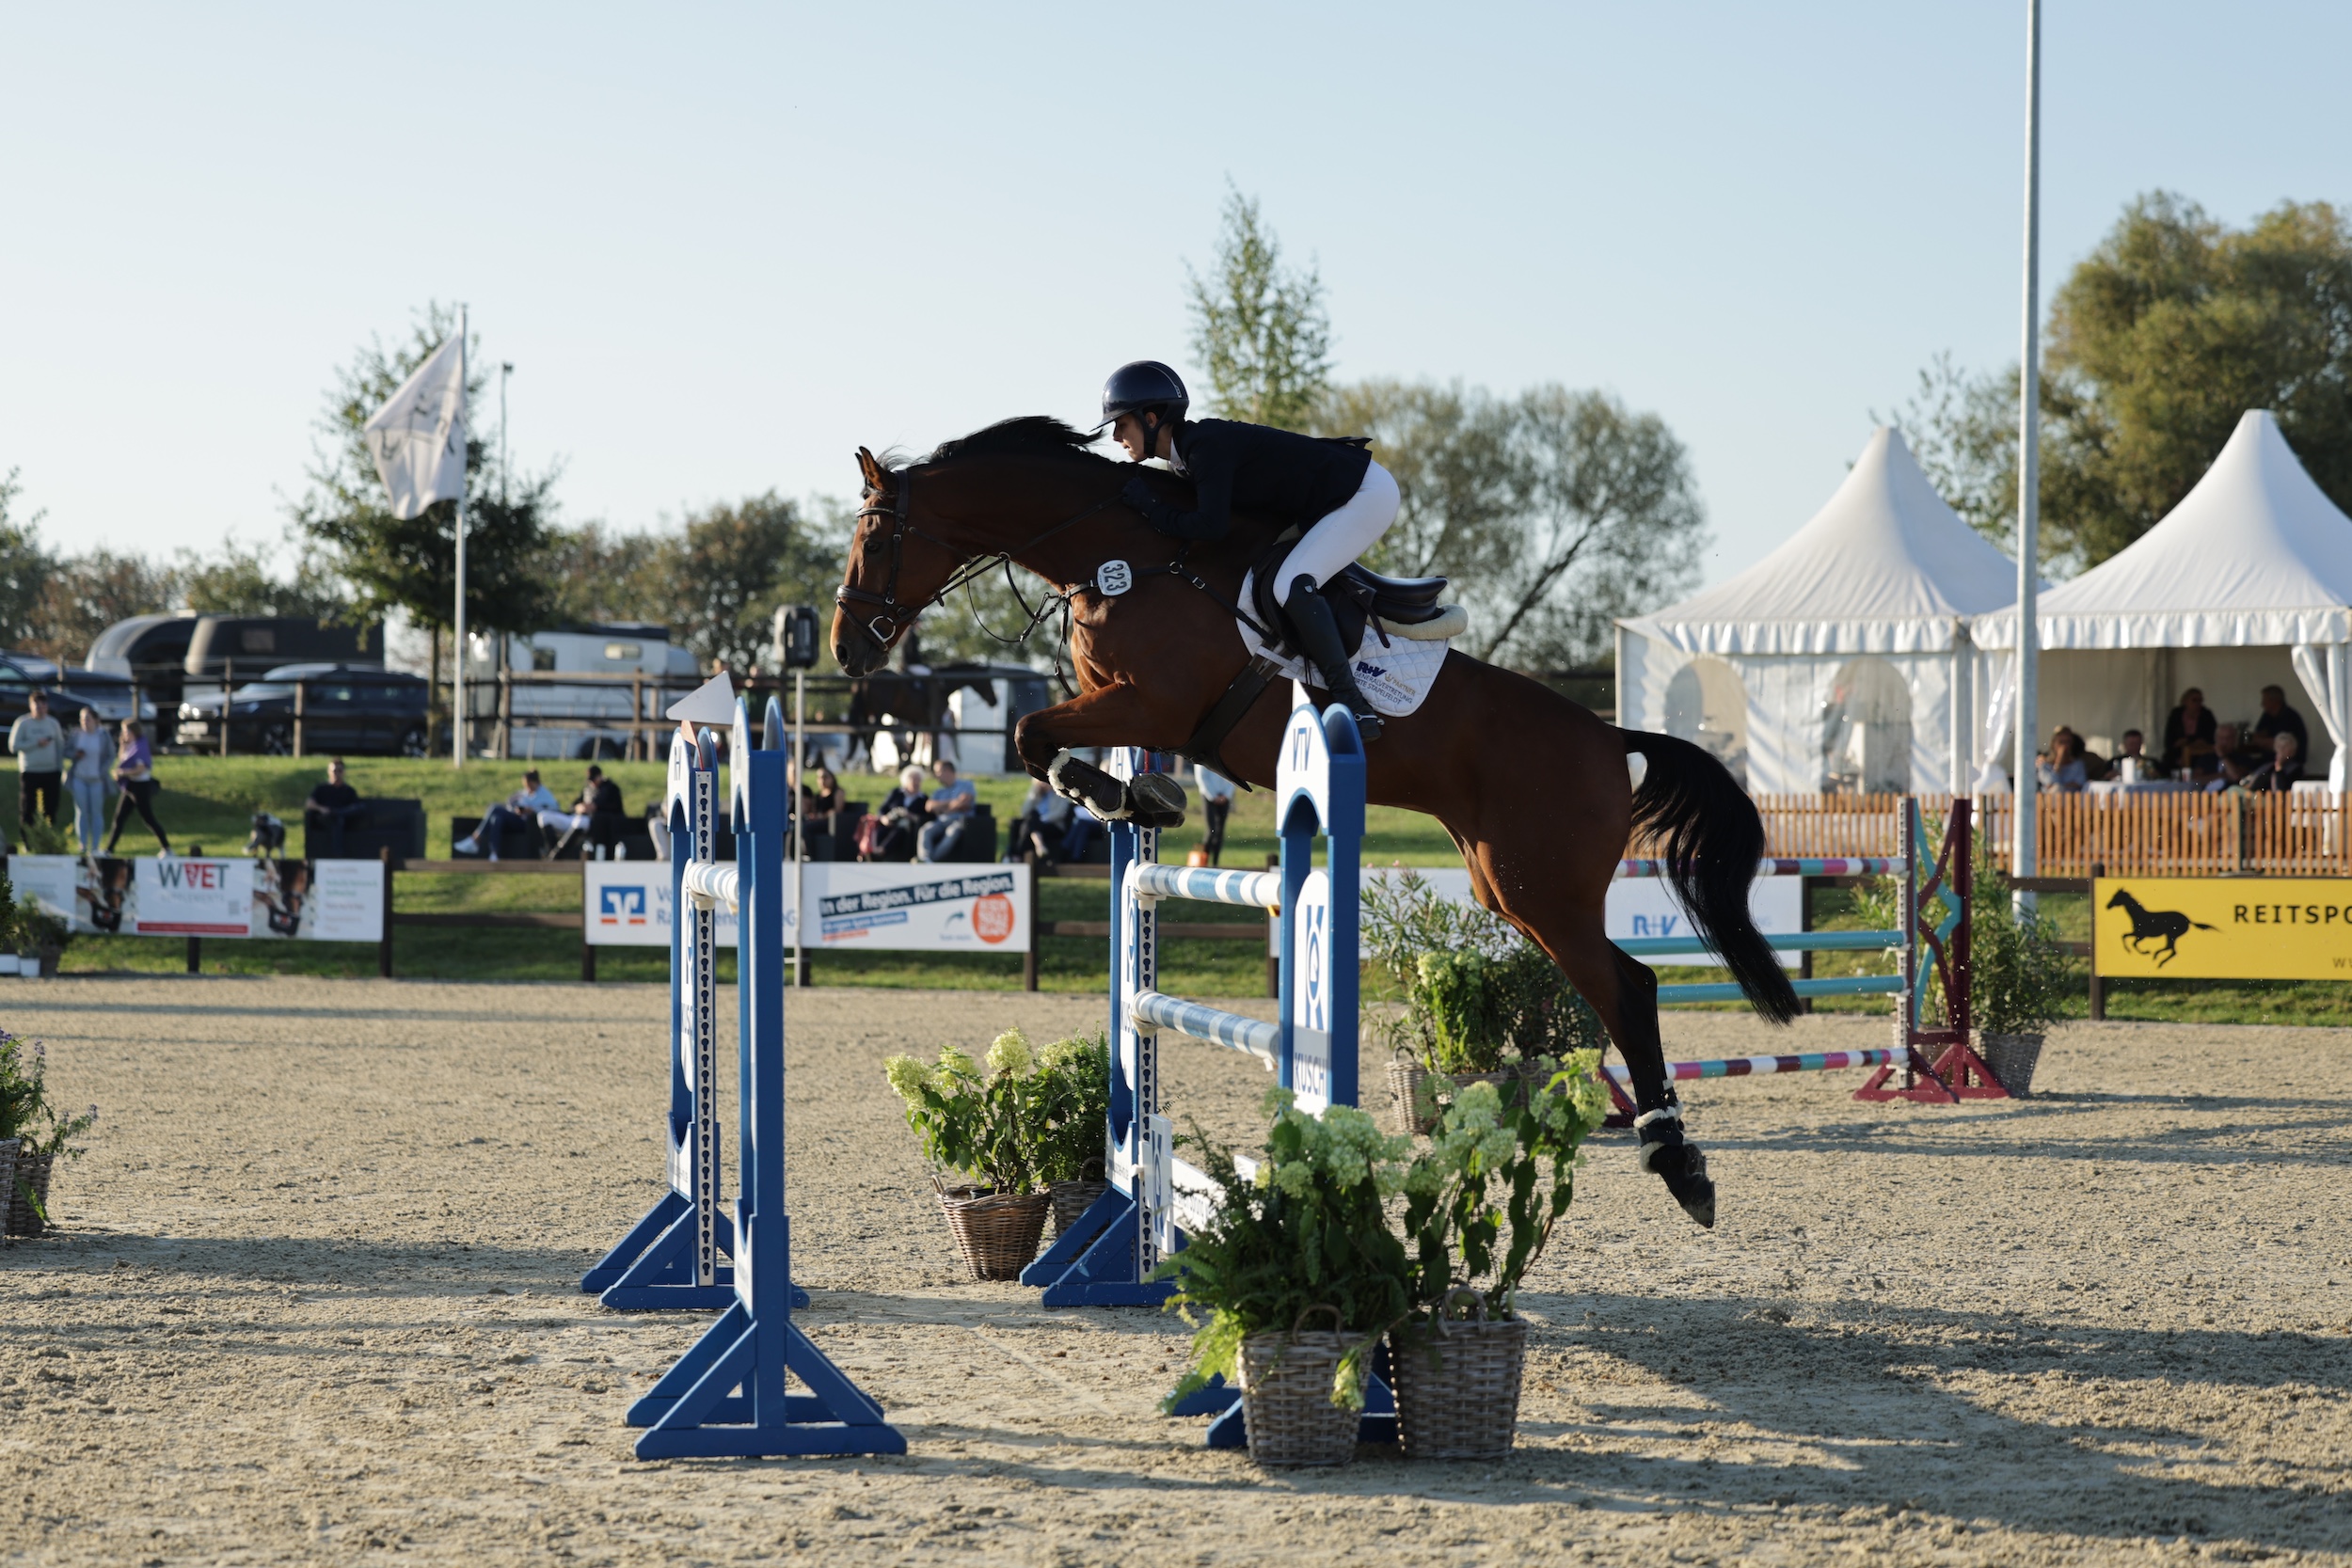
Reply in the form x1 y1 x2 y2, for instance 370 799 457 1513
175 663 430 756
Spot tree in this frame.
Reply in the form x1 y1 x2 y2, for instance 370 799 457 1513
292 303 556 646
26 551 180 667
1187 185 1333 431
1313 381 1518 579
0 469 50 652
178 536 349 619
1889 193 2352 570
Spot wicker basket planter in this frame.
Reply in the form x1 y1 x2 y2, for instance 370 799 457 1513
0 1140 17 1239
1235 1307 1365 1467
1047 1178 1107 1237
6 1149 56 1238
1388 1290 1529 1461
1979 1032 2047 1098
1389 1059 1548 1136
935 1185 1052 1280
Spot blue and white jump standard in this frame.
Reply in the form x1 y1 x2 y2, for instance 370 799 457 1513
604 676 903 1460
1023 687 1390 1448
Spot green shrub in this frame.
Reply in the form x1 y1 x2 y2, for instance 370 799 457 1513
1363 869 1603 1074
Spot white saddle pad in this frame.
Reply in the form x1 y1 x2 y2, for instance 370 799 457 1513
1236 569 1454 718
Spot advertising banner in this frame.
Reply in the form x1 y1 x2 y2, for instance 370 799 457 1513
582 861 1028 954
2094 876 2352 980
4 854 383 941
1362 865 1804 966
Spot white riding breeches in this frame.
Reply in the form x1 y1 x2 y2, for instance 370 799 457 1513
1279 460 1400 590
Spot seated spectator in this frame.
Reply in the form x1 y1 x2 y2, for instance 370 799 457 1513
2247 730 2307 793
303 758 369 857
916 759 978 863
2162 688 2217 772
544 766 625 856
805 766 844 816
454 769 559 859
1005 778 1057 864
2198 722 2263 789
861 766 929 863
2110 729 2155 782
2036 730 2088 793
2252 684 2310 757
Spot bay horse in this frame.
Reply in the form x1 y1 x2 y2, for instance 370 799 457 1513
832 418 1797 1227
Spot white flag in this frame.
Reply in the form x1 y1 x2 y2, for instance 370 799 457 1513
361 335 467 520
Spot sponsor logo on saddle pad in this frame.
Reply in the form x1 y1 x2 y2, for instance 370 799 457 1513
2094 876 2352 980
1096 559 1134 595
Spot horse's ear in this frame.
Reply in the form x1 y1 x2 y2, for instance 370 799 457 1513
855 447 883 491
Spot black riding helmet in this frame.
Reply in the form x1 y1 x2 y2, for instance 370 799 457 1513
1093 360 1189 460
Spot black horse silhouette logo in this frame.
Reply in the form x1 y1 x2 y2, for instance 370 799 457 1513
2106 889 2217 967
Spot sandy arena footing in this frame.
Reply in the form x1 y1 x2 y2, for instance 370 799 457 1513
0 975 2347 1565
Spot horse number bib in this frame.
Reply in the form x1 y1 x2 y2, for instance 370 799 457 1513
1096 560 1133 596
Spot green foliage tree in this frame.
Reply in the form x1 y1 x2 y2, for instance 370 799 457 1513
178 536 349 620
1890 193 2352 571
1186 185 1332 431
291 302 555 644
27 551 179 667
0 469 50 651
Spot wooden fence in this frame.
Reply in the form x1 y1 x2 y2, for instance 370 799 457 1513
1725 792 2352 878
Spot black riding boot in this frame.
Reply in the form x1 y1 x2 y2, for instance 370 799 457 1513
1283 575 1384 741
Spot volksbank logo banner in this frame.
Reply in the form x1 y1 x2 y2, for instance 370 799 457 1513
584 862 1027 952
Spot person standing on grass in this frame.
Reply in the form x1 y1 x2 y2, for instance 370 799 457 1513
104 719 170 855
10 690 65 830
1195 765 1235 865
66 707 114 855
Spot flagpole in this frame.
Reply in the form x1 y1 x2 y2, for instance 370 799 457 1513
453 305 469 768
2010 0 2041 912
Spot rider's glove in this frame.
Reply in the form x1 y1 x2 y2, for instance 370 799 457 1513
1120 475 1178 531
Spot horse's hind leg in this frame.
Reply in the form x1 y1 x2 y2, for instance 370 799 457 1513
1505 895 1719 1229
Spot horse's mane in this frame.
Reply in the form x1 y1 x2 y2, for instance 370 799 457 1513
916 415 1119 469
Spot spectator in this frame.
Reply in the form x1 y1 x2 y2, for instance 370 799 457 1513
2162 688 2217 772
2036 730 2088 792
65 706 114 856
454 769 559 860
1196 765 1235 865
9 689 64 830
916 759 977 863
2111 729 2153 782
863 765 929 863
545 766 625 856
103 720 171 855
805 766 844 816
303 758 369 857
2252 684 2310 756
1005 778 1057 864
2201 723 2263 789
2248 730 2306 793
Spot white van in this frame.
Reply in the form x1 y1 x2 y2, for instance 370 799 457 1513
468 625 702 758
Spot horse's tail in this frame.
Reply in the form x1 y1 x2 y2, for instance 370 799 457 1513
1622 729 1801 1025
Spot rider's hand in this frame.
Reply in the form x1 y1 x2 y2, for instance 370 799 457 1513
1119 475 1158 514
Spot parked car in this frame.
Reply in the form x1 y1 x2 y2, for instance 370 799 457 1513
1 650 155 723
0 657 99 732
174 663 430 756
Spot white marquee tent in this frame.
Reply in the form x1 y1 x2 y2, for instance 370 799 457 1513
1617 426 2019 795
1975 409 2352 788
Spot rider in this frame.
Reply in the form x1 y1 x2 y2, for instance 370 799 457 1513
1096 360 1401 740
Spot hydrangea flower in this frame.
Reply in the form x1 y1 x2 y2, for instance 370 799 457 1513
985 1029 1034 1078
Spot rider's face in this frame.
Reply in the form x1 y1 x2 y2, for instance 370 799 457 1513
1111 413 1148 461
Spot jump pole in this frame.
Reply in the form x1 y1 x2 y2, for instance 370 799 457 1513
598 673 902 1460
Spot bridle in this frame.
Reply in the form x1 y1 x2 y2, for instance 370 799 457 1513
835 464 1122 656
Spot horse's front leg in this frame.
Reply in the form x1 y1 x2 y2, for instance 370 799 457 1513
1013 682 1186 829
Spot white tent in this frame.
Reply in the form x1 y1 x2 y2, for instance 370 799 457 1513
1617 426 2018 794
1975 408 2352 787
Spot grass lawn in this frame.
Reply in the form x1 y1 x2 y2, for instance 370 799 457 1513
16 757 2352 1023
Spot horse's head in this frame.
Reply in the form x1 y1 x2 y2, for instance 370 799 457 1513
2106 889 2130 910
832 446 969 677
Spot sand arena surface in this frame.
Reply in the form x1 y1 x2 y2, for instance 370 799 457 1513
0 975 2347 1566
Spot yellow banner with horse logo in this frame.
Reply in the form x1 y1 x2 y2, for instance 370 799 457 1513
2093 877 2352 980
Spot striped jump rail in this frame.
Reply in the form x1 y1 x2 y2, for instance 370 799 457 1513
1629 926 1908 1005
1129 990 1279 1070
1615 856 1903 879
1602 1047 1899 1085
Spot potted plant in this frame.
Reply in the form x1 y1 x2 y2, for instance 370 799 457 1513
1033 1032 1110 1234
0 1028 98 1236
883 1030 1058 1279
1364 869 1605 1133
1388 1053 1610 1459
1154 1092 1414 1467
1967 849 2072 1095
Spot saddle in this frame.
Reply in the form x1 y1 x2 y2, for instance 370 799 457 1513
1245 539 1453 665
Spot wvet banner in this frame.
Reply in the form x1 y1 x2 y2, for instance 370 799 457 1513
583 861 1029 953
5 854 384 942
2093 876 2352 980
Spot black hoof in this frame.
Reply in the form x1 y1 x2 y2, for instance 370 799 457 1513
1127 773 1186 830
1655 1145 1716 1229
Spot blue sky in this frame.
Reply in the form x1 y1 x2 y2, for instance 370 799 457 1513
3 2 2347 596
